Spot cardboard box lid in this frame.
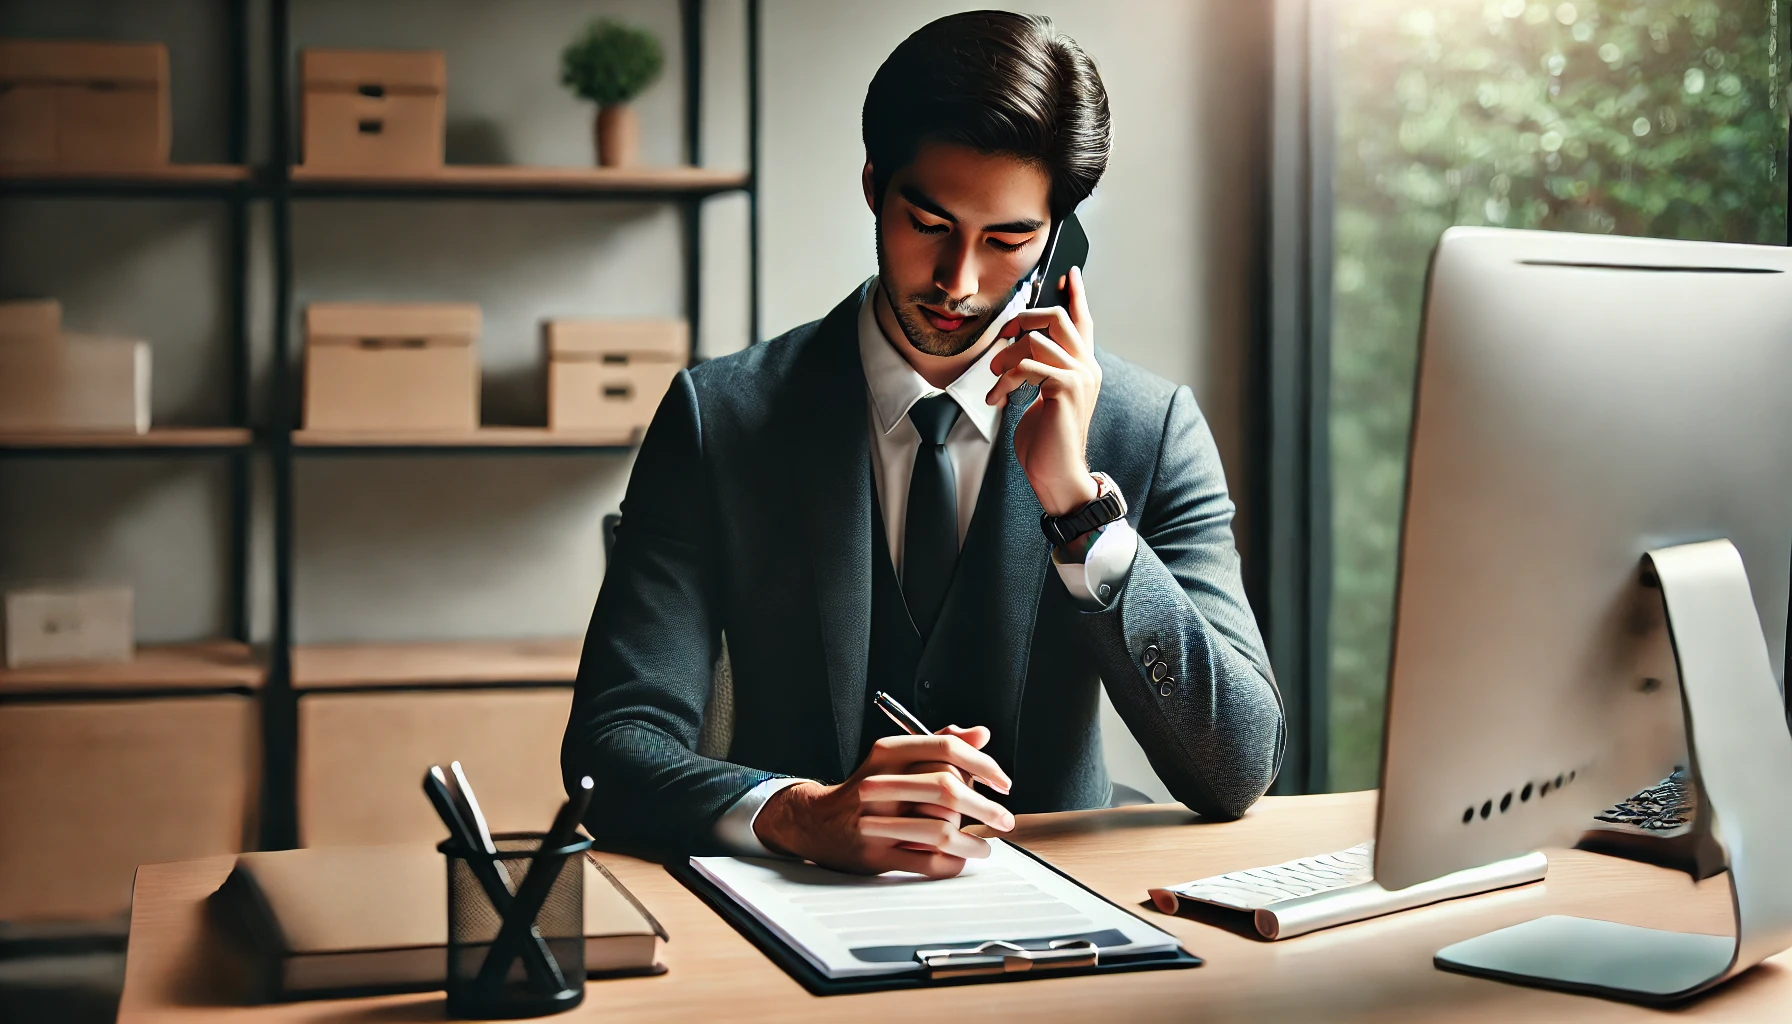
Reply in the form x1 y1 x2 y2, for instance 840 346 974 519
0 39 168 86
306 303 480 346
301 49 445 93
547 319 689 361
0 299 60 340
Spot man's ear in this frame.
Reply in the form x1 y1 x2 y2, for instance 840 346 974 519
861 160 877 215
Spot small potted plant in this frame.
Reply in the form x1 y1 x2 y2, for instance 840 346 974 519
560 19 665 167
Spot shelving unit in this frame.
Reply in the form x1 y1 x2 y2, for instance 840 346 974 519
291 426 635 453
0 0 258 650
0 163 254 198
288 163 748 199
0 641 264 698
0 0 763 857
0 427 255 452
290 638 581 692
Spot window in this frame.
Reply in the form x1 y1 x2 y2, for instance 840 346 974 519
1324 1 1790 790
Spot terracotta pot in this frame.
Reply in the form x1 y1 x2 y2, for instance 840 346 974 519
595 104 638 167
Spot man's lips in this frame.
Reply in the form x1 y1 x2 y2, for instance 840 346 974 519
919 304 971 331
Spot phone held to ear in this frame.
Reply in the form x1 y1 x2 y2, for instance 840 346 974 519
1026 212 1090 310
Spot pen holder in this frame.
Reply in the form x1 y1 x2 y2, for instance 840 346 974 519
441 831 593 1019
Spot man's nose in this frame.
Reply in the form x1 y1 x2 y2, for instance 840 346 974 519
934 235 980 303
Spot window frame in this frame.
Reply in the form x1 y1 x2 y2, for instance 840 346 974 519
1261 0 1792 795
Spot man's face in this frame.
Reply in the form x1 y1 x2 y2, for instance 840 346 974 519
867 142 1053 357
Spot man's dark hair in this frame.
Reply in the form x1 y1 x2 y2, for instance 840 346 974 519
862 11 1110 221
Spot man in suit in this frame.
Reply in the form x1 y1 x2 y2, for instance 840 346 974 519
563 11 1283 877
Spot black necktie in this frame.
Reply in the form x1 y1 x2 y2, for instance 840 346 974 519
903 395 961 639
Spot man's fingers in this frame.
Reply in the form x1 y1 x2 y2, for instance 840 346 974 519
907 802 960 822
859 816 992 860
985 366 1031 408
869 734 1012 793
995 307 1086 360
989 359 1080 407
874 846 969 880
860 772 1016 829
989 329 1079 377
1066 264 1094 343
937 723 990 750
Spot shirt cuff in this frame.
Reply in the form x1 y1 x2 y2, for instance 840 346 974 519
1052 517 1138 609
713 776 812 857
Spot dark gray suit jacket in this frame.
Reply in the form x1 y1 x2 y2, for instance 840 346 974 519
562 283 1284 852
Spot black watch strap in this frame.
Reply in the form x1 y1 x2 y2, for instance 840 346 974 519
1040 473 1127 548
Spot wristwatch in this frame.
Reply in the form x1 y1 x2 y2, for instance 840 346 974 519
1040 472 1127 548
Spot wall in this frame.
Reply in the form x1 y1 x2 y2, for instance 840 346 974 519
0 1 1270 803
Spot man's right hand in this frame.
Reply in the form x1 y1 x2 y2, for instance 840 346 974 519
752 726 1016 879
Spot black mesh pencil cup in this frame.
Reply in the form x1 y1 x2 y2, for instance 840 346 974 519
440 831 593 1019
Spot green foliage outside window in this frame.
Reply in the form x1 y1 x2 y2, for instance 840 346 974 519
1328 0 1790 792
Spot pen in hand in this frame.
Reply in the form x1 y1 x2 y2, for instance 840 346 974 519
873 690 1011 795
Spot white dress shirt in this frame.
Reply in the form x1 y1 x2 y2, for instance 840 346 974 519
712 282 1139 857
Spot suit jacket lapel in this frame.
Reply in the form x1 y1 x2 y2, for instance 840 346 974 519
792 283 876 779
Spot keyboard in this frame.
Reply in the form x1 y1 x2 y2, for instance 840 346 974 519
1150 840 1548 940
1165 842 1374 912
1593 768 1693 834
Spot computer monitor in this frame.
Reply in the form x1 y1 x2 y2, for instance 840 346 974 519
1371 226 1792 1002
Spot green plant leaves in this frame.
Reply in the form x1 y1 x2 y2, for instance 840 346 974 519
561 19 665 107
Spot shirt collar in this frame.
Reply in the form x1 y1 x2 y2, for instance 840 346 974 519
856 279 1024 444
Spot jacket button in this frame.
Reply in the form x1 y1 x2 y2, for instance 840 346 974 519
1159 679 1174 697
1149 661 1168 682
920 679 932 691
1142 645 1159 666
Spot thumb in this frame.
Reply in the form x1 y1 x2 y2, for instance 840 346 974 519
937 724 991 750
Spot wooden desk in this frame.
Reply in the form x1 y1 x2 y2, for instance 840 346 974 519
117 792 1790 1022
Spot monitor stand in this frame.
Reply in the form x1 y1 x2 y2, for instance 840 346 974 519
1434 539 1792 1005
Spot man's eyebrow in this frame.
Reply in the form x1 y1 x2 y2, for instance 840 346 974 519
984 216 1046 234
900 186 957 222
900 185 1045 234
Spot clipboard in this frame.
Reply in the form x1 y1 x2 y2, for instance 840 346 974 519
668 841 1202 995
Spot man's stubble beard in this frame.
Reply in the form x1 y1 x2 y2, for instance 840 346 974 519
874 221 994 359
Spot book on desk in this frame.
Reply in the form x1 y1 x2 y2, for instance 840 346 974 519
214 842 666 1000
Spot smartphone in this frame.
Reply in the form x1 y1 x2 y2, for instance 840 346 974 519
1026 212 1090 310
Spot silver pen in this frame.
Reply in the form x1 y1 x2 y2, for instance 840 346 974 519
873 691 1012 800
874 690 932 736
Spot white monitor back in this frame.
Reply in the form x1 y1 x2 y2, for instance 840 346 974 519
1374 227 1792 891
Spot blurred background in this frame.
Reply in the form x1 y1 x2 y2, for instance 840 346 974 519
0 1 1787 1020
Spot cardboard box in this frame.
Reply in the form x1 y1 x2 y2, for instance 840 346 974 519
547 319 688 436
0 298 60 339
0 695 259 921
297 687 573 846
301 49 445 173
0 333 151 433
304 302 480 432
0 40 169 167
3 584 133 669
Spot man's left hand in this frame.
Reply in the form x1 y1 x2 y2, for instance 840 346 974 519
986 264 1102 517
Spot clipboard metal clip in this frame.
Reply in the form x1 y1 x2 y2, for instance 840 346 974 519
914 939 1099 978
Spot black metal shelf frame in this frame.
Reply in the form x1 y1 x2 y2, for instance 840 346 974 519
0 0 763 852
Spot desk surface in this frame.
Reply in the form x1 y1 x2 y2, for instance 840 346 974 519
117 791 1789 1022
